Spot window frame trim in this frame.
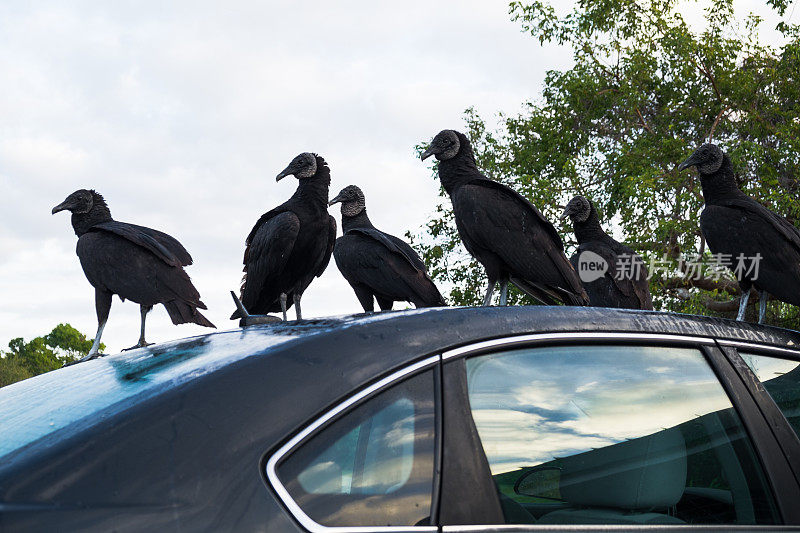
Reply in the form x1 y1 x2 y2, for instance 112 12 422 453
265 354 440 533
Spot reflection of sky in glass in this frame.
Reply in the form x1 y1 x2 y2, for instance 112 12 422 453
739 352 800 383
298 398 416 495
466 345 733 474
739 351 800 438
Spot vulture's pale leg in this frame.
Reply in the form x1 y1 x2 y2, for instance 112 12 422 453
483 280 497 307
81 289 112 362
294 292 303 320
499 281 509 306
736 290 750 321
280 293 288 321
125 305 154 350
758 291 768 325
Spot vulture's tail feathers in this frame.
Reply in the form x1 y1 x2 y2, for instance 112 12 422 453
164 299 216 328
510 277 589 306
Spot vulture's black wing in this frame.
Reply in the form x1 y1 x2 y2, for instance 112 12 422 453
315 215 337 278
240 211 301 312
349 228 428 273
701 197 800 306
384 233 428 273
716 198 800 250
90 221 192 267
334 232 444 307
452 180 587 305
470 179 566 251
573 240 653 310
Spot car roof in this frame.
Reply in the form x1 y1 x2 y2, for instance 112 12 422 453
1 306 798 463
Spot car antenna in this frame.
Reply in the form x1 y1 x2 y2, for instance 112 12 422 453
230 291 282 326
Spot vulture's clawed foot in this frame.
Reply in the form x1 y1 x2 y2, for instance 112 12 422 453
64 352 105 366
123 341 153 351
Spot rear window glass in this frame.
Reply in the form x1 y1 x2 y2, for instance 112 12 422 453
276 370 437 527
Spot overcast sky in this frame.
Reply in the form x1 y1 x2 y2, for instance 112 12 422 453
0 1 792 353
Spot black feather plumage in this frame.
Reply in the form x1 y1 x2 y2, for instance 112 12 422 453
423 130 588 306
330 186 445 312
680 144 800 316
52 189 214 357
564 197 653 310
233 154 336 319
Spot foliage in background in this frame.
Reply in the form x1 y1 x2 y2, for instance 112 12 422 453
411 0 800 328
0 324 103 388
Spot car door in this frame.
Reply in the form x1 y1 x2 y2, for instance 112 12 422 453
438 333 800 531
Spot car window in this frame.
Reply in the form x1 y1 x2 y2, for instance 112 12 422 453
739 351 800 439
276 370 436 527
463 344 779 525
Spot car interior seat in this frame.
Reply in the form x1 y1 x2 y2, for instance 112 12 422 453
537 428 687 525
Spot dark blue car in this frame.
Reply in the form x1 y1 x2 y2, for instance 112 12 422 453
1 306 799 531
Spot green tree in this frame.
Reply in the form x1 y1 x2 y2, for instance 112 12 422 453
411 0 800 328
0 323 104 387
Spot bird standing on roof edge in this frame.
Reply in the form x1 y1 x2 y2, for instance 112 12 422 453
329 185 446 312
562 195 653 310
421 129 589 307
232 152 336 321
52 189 215 361
677 143 800 323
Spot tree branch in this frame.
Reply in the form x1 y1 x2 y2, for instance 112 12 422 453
635 106 654 134
707 105 731 141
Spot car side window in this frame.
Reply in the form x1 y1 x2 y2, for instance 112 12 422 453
276 370 436 527
739 351 800 439
463 344 779 525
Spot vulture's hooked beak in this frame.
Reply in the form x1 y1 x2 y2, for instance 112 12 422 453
420 146 436 161
677 151 699 172
328 193 345 207
276 161 297 182
51 200 72 214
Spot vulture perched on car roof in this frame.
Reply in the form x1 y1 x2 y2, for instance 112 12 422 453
562 195 653 310
421 129 588 307
52 189 214 360
678 142 800 323
329 185 446 312
232 152 336 321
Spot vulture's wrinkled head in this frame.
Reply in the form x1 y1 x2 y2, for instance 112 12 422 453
52 189 96 215
276 152 318 181
677 143 724 175
421 129 461 161
561 195 592 223
329 185 366 217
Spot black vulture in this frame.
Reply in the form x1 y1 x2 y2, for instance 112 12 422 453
232 152 336 321
329 185 446 312
52 189 215 359
420 129 589 306
561 195 654 310
678 143 800 323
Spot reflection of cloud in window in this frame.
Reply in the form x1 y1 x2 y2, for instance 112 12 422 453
472 409 615 472
466 345 735 475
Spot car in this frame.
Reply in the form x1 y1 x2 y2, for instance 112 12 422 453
1 306 800 532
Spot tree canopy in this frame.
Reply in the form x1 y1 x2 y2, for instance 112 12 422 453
412 0 800 328
0 324 103 387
